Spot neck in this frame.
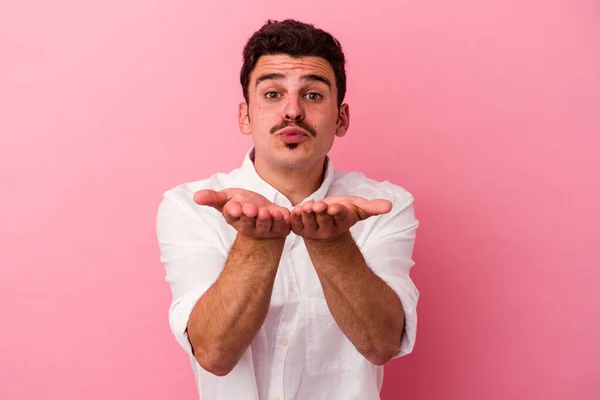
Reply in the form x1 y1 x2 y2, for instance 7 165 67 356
253 154 326 206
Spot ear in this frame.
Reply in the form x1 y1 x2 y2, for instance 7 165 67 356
335 103 350 137
238 102 252 135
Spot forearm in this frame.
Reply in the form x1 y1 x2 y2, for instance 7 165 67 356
304 232 404 365
188 234 285 375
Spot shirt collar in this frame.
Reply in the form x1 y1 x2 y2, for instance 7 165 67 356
239 147 336 206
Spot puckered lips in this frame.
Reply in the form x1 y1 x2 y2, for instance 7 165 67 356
277 127 311 144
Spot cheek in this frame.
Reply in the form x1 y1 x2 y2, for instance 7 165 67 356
254 102 273 116
249 104 265 120
311 105 339 123
250 105 279 129
312 114 339 131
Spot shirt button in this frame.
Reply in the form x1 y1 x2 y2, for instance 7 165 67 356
273 396 281 400
281 336 289 345
288 283 295 292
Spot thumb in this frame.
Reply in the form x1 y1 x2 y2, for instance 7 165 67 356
194 190 230 210
356 199 393 219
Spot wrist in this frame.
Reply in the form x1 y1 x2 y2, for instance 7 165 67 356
235 233 286 250
303 230 353 247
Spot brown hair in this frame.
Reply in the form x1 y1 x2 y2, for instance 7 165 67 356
240 19 347 107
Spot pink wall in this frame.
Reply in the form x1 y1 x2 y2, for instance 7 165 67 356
1 1 598 399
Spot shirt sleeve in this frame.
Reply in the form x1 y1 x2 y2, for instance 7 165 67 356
361 193 420 359
156 190 227 358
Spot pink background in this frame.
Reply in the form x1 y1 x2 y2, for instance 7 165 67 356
1 1 599 399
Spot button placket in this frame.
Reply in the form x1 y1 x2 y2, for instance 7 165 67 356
270 245 298 400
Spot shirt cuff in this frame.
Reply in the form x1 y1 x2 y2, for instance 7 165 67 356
168 282 216 358
379 274 419 359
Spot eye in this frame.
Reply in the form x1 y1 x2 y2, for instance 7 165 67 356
265 91 281 100
305 92 322 101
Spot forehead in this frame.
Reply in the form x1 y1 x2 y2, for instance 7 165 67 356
251 55 335 84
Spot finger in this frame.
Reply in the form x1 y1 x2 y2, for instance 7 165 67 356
268 206 283 232
280 208 291 230
329 204 353 227
223 201 243 224
313 201 333 230
269 207 282 221
301 207 318 231
242 203 258 218
239 203 258 232
312 200 328 214
326 202 346 216
290 208 304 234
269 208 283 234
194 190 229 210
301 201 315 213
279 207 291 225
255 207 272 233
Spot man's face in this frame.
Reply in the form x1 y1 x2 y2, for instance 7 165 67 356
238 54 349 170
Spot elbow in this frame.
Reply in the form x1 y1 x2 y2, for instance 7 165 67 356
188 324 239 376
193 346 237 376
364 317 406 365
188 328 238 376
199 361 235 377
361 331 403 366
363 346 397 366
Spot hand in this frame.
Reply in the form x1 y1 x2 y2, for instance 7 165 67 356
194 188 291 239
290 196 392 240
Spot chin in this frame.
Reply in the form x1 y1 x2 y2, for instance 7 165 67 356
274 148 314 167
256 142 326 169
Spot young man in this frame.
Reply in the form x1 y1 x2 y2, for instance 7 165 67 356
156 19 419 400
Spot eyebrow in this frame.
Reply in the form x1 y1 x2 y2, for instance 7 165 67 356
254 73 332 89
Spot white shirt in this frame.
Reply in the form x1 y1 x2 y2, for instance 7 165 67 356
156 148 420 400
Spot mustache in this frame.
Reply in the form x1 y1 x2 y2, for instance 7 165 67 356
270 121 317 137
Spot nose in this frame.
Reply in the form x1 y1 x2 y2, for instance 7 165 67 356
283 94 305 122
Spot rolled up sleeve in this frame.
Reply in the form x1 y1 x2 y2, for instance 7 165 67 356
156 190 227 357
361 194 419 358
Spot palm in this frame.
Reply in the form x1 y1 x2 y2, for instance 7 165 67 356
290 195 392 240
194 188 290 239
